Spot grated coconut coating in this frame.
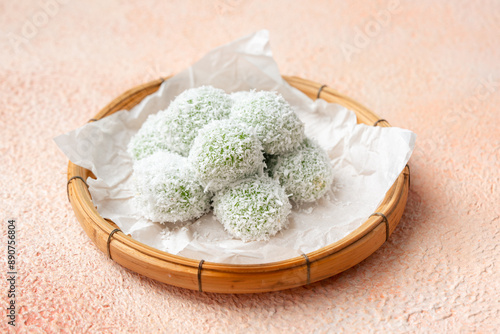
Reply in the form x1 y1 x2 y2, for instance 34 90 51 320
128 85 232 159
270 138 334 203
132 150 211 223
188 119 265 192
230 90 305 155
212 175 292 242
230 90 252 101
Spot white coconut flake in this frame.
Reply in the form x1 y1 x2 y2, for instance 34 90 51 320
212 175 292 242
188 119 265 192
132 150 212 223
128 85 232 159
270 138 334 203
231 90 305 155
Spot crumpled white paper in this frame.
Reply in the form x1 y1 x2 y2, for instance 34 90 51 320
55 30 416 264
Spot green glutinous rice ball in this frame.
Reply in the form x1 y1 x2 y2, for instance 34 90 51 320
128 85 232 159
188 119 265 192
213 175 292 242
270 138 334 203
231 90 305 155
132 150 211 223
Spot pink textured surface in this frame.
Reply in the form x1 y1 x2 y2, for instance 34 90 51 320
1 0 499 332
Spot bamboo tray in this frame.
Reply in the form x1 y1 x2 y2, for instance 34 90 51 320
67 76 410 293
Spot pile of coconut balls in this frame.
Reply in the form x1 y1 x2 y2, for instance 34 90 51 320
128 86 334 242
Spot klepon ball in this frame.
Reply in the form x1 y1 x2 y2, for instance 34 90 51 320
231 90 305 155
127 111 169 161
213 175 292 242
132 150 211 223
270 138 334 203
188 119 265 192
128 85 232 159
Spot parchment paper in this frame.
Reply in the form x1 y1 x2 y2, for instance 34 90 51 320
55 30 416 264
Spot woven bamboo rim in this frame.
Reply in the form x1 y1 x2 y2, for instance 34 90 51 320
67 76 410 293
